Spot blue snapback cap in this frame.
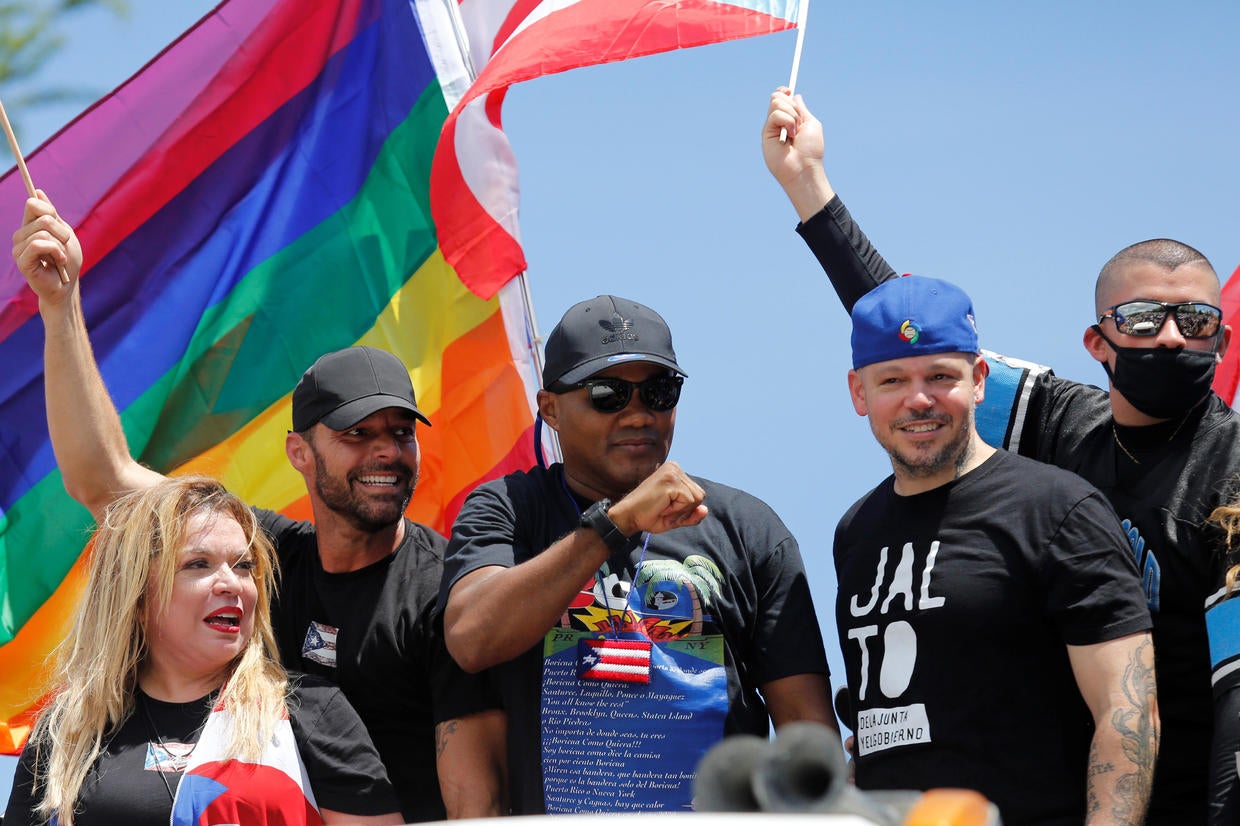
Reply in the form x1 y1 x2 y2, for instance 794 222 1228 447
850 275 980 370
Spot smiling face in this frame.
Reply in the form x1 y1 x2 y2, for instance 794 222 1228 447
848 351 988 494
538 361 676 502
289 407 421 532
143 510 258 690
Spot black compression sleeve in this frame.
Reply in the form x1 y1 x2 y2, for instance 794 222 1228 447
795 195 898 314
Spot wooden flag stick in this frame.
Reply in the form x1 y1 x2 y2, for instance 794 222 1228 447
0 98 70 284
780 0 812 143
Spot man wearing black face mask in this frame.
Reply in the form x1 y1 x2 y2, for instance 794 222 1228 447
1089 245 1227 423
763 90 1240 826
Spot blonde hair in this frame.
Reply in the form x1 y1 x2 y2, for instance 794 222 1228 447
30 477 286 825
1211 497 1240 593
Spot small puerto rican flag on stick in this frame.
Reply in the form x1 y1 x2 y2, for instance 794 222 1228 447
577 638 652 684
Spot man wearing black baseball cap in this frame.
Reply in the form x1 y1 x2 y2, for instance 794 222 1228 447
276 345 502 823
439 294 836 815
13 192 499 822
292 345 432 431
840 275 1156 824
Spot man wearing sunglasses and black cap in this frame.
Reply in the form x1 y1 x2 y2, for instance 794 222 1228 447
763 90 1240 825
439 294 836 815
11 194 501 822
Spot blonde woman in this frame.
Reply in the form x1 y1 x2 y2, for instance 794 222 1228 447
3 477 403 826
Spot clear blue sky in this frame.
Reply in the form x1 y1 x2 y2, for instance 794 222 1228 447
4 0 1239 807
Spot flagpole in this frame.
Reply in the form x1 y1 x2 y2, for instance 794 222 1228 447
439 0 480 88
427 0 558 460
0 98 71 284
779 0 811 143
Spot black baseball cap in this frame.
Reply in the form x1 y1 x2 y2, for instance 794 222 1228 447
292 346 431 432
542 295 687 386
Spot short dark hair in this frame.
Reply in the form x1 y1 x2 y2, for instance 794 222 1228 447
1095 239 1216 311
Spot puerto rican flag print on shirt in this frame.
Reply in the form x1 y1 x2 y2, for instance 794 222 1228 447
577 637 652 684
302 621 339 668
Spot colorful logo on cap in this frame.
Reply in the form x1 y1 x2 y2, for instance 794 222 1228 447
899 320 921 344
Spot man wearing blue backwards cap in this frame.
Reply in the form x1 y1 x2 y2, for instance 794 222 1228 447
765 90 1240 825
837 275 1156 825
439 295 836 815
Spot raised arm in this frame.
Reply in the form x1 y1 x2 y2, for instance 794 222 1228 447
11 193 164 519
762 90 898 313
762 88 834 222
1068 632 1158 826
443 461 708 673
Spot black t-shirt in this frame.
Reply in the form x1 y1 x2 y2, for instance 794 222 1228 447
799 196 1240 824
440 463 831 814
1009 371 1240 821
259 511 493 823
835 450 1151 826
4 677 397 826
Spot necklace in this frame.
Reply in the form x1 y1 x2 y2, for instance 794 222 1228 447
1111 406 1198 466
138 693 198 806
1111 424 1141 464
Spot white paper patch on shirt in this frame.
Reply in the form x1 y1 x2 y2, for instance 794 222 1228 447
302 620 339 668
855 703 931 756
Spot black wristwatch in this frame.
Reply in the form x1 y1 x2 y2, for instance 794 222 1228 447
580 498 629 553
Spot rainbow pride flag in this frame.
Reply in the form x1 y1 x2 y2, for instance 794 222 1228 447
0 0 542 753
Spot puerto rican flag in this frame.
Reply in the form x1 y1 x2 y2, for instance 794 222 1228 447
301 621 339 669
578 638 653 684
415 0 805 298
1212 264 1240 404
173 700 321 826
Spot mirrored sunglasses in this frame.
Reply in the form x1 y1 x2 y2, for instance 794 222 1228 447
1098 300 1223 339
554 374 683 413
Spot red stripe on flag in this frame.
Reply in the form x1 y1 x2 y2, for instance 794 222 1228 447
491 0 544 55
0 0 372 342
579 637 652 684
74 0 372 280
432 0 796 298
1213 264 1240 405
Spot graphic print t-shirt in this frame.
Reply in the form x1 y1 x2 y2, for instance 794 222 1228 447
441 463 830 814
833 450 1150 826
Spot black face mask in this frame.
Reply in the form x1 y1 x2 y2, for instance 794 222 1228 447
1095 327 1218 419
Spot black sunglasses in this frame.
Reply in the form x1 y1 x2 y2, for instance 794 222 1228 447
1098 299 1223 339
553 374 683 413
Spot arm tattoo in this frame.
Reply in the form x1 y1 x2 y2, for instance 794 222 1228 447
1086 740 1105 817
1094 636 1157 825
436 719 459 758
